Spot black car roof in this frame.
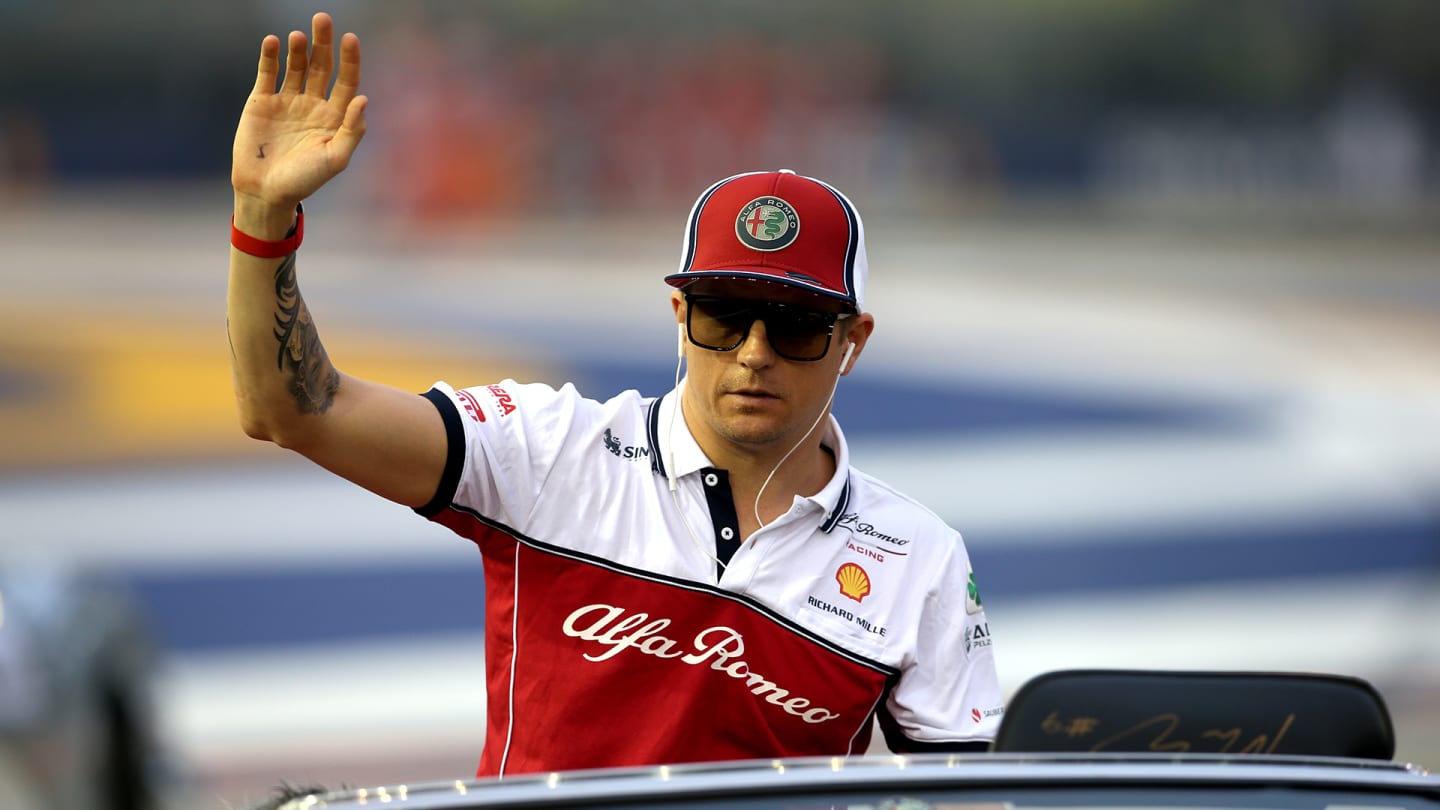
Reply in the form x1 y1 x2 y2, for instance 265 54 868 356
269 670 1434 810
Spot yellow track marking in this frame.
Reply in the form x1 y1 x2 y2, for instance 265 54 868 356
0 305 543 471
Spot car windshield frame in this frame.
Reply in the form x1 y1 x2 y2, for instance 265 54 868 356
276 753 1440 810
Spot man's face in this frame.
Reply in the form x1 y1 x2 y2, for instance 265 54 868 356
671 279 874 457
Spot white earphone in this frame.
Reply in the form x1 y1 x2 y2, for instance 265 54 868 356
677 323 686 357
749 338 857 532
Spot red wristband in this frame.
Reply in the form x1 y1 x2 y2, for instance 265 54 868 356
231 203 304 258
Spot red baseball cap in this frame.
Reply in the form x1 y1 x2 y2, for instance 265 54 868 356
665 170 868 312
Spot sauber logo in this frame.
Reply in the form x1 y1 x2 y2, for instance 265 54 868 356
973 700 1008 717
456 389 485 423
835 562 871 603
486 384 516 416
562 604 841 725
972 705 1004 723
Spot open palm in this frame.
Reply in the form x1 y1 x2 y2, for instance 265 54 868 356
232 13 367 209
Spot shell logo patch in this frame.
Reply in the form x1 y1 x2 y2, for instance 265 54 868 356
835 562 871 603
736 196 800 252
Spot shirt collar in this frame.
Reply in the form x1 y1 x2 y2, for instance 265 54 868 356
647 384 853 533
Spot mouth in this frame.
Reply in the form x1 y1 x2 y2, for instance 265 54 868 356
725 386 781 404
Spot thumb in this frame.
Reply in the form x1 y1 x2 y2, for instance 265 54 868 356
330 95 369 170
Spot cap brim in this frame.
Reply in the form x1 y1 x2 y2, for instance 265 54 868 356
664 269 860 311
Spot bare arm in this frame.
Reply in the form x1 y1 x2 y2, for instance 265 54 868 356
228 13 446 508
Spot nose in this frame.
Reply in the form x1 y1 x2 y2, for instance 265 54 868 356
736 317 776 369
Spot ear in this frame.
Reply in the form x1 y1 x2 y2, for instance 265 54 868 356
838 313 874 375
671 292 687 357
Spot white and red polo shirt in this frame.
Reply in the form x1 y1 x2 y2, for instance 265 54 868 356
417 379 1003 777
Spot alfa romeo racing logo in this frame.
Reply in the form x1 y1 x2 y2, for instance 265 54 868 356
736 196 799 251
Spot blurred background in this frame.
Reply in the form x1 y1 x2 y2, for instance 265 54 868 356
2 1 1438 807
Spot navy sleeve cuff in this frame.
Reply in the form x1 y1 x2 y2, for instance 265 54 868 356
414 387 466 518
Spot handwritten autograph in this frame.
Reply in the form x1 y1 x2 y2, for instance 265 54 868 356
1041 710 1295 754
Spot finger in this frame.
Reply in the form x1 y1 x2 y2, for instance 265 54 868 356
252 34 281 96
328 32 362 113
330 95 369 171
279 30 309 95
304 13 335 98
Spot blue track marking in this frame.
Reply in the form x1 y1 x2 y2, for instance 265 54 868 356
570 360 1265 437
116 510 1439 654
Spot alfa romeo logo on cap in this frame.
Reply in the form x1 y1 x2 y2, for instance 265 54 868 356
736 197 800 252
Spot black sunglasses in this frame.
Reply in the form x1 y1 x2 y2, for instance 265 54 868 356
684 294 849 362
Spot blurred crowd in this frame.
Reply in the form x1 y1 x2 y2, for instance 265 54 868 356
357 20 953 220
0 1 1436 223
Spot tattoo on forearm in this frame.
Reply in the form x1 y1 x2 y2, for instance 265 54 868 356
271 254 340 414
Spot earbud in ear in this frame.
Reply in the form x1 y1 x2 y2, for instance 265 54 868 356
840 341 856 371
677 323 686 358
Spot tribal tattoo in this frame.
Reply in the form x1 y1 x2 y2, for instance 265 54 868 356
271 254 340 414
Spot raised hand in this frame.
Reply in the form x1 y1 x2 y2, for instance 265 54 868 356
232 13 367 211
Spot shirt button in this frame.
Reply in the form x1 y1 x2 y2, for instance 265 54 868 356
720 527 735 540
704 473 719 487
